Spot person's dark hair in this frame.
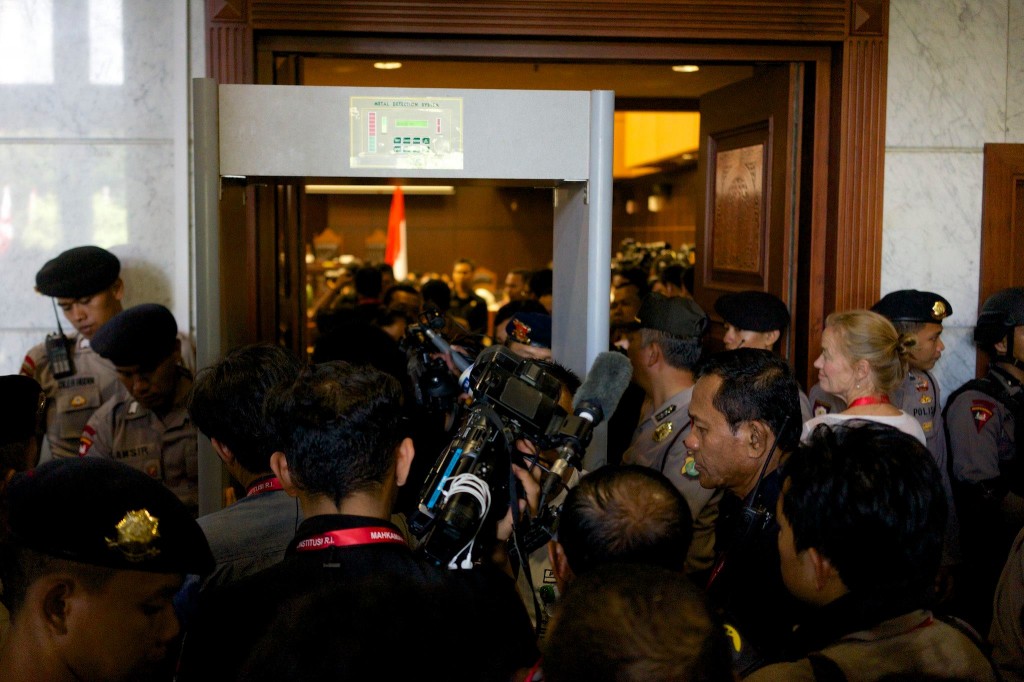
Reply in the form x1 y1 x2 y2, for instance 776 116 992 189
420 278 451 313
544 563 734 682
639 328 702 370
0 546 114 615
265 362 405 503
528 268 553 298
509 267 531 281
783 422 946 606
188 344 303 475
682 266 695 296
454 257 476 271
694 348 802 454
659 263 686 289
236 574 511 682
533 359 582 397
354 266 383 300
382 283 421 307
616 266 651 299
557 465 693 575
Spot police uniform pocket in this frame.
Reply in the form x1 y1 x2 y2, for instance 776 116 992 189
56 384 102 439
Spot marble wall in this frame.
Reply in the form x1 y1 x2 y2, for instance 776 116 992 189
883 0 1024 401
0 0 192 373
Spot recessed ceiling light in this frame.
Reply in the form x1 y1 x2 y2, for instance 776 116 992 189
671 65 700 73
374 62 402 70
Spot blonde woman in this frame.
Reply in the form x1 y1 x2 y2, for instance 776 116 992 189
802 310 926 444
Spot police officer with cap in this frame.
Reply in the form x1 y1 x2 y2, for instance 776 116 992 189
714 290 814 421
0 456 213 681
620 293 722 580
871 289 961 576
20 246 125 462
944 286 1024 631
80 304 198 515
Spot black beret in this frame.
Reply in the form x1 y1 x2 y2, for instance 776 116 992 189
35 246 120 298
5 457 213 574
634 293 708 340
713 291 791 332
0 375 44 447
871 290 952 324
90 304 179 368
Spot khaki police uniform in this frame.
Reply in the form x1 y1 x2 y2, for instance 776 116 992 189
746 609 997 681
20 335 121 460
622 386 721 575
891 368 961 564
81 367 197 514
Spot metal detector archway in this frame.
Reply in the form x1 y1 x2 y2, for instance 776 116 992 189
193 79 613 514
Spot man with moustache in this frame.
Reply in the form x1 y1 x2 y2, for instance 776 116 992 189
683 348 808 672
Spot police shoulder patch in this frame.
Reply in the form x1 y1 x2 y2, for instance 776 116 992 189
970 399 995 433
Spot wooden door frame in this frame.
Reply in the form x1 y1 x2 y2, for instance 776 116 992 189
977 143 1024 376
205 1 889 383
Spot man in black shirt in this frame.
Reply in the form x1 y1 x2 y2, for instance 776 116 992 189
178 362 536 681
683 348 808 674
449 258 489 333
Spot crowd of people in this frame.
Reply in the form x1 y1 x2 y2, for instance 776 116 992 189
1 243 1023 681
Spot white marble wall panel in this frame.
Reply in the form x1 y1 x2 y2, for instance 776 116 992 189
0 1 174 139
882 151 984 399
0 331 49 376
1008 0 1024 142
887 0 1008 148
0 142 182 373
931 325 978 401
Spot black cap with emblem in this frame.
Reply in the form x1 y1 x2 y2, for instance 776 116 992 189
871 290 952 324
633 293 708 340
713 290 791 333
35 246 120 298
3 457 213 574
90 303 179 369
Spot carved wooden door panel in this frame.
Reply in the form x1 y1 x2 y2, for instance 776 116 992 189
976 144 1024 375
694 64 804 364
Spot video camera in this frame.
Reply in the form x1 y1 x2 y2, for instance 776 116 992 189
402 309 474 415
409 345 632 571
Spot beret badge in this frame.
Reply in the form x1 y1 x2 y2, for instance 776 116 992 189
931 300 948 320
106 509 161 562
510 318 532 344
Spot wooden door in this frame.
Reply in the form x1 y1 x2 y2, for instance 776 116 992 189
694 64 804 367
977 144 1024 375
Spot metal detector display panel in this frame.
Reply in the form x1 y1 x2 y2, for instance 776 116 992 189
350 96 464 170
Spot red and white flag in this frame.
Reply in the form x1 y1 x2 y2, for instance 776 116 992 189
384 186 408 281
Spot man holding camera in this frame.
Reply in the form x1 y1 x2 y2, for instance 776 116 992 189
178 361 536 682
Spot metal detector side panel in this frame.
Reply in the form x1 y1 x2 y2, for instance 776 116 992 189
219 85 590 181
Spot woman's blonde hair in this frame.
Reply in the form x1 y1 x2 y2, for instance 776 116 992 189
825 310 914 394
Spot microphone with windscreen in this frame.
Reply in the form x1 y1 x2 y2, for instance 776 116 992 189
540 351 633 504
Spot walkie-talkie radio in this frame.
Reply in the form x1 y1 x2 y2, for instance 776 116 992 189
45 299 74 379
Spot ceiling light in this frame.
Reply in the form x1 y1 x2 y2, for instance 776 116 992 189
305 184 455 195
374 62 402 70
671 65 700 73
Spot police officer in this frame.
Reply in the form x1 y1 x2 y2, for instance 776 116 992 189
20 246 124 461
714 290 813 421
871 290 960 571
944 286 1024 631
620 293 721 579
0 457 213 681
80 304 198 515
